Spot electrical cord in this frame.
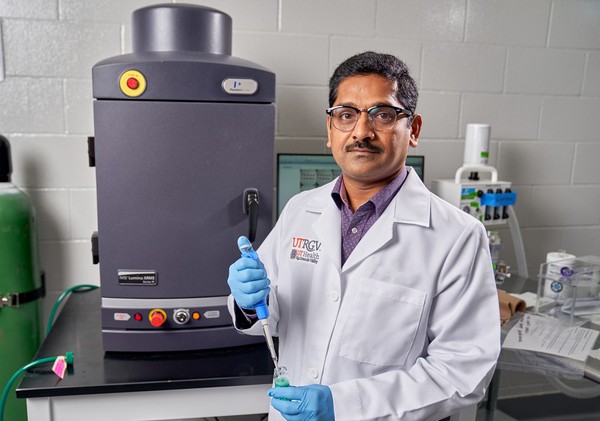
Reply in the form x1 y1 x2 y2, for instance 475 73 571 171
46 284 99 336
0 353 74 421
547 376 600 399
2 283 97 421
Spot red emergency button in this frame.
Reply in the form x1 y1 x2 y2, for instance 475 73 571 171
126 77 139 90
149 309 166 327
119 70 146 97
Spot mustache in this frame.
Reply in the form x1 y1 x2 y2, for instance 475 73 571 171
345 139 380 152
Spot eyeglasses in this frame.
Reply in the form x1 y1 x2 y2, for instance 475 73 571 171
325 105 413 132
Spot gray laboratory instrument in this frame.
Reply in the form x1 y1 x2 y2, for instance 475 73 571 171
90 4 275 352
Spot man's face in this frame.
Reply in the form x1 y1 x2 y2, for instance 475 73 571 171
326 74 421 187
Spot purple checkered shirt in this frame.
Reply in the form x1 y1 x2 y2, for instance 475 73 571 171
331 167 409 266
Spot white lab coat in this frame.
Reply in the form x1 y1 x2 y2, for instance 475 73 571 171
228 169 501 421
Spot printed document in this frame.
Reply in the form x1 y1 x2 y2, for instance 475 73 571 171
503 313 599 361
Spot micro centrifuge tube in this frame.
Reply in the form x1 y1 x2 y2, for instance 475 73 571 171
273 366 290 388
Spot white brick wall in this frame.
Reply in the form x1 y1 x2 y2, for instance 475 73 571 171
378 0 465 42
549 0 600 49
422 43 506 92
465 0 552 46
584 52 600 95
505 48 586 95
234 33 330 85
1 0 599 348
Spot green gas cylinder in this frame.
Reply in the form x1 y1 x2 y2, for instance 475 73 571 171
0 135 44 421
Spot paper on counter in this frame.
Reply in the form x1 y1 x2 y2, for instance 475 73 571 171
503 313 599 362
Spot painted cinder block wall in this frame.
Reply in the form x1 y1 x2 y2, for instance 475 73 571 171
1 0 599 358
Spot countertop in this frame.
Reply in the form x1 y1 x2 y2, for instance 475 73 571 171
17 289 275 399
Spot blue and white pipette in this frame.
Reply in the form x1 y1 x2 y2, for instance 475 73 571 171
237 236 278 369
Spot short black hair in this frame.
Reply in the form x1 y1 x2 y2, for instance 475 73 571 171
328 51 418 115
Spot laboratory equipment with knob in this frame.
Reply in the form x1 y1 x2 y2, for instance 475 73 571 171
432 124 516 226
432 124 526 282
90 4 275 352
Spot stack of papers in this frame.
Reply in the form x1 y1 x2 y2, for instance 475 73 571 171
503 313 599 362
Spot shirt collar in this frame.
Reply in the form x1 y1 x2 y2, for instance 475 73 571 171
331 166 409 216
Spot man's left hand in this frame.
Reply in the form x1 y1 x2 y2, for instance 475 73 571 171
268 384 334 420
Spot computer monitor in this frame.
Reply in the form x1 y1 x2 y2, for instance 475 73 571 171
276 153 424 216
407 155 425 182
277 153 342 216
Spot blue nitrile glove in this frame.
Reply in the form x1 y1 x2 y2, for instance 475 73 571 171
227 236 270 310
268 384 334 421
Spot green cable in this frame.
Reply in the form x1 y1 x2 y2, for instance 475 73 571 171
2 283 94 421
46 284 99 336
0 353 74 421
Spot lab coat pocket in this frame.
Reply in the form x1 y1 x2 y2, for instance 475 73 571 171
339 278 426 367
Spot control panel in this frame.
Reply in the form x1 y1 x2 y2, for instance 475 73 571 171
431 179 516 226
102 304 228 330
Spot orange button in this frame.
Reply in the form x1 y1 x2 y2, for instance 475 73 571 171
192 312 200 320
126 77 139 90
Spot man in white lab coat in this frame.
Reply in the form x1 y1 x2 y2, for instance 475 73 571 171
227 51 501 420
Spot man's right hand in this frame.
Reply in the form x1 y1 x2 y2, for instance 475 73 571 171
227 256 270 310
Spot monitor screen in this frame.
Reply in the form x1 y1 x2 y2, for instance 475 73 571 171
406 155 425 182
276 153 424 216
277 154 342 216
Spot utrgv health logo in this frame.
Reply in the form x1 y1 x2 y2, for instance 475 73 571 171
290 237 321 264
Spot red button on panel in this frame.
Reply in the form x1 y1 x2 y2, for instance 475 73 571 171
126 77 139 90
134 313 143 321
150 310 166 327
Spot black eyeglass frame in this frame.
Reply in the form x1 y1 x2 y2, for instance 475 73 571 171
325 105 413 132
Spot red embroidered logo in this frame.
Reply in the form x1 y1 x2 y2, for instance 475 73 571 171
289 237 321 264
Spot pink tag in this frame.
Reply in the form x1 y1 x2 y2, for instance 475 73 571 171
52 356 67 379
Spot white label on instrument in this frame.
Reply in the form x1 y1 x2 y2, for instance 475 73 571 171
203 310 220 319
222 78 258 95
114 312 131 321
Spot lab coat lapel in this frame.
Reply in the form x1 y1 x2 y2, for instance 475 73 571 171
392 169 431 227
307 189 342 272
342 170 431 272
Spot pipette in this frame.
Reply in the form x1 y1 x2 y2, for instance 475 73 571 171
237 236 279 369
